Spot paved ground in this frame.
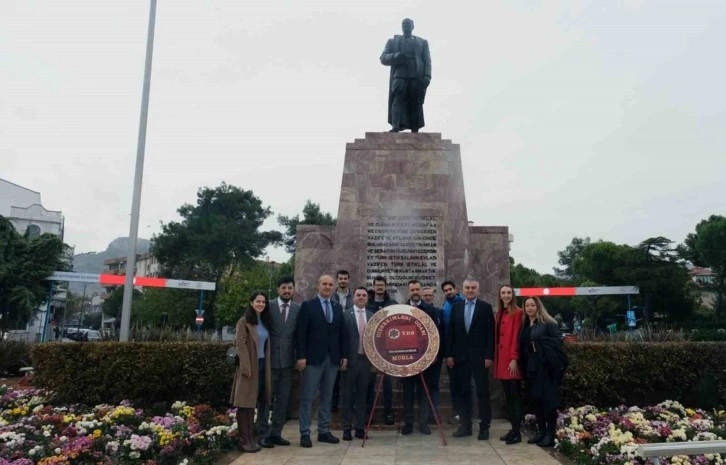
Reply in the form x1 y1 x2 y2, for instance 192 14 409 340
226 419 562 465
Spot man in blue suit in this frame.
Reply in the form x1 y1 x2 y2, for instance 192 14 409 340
296 275 350 448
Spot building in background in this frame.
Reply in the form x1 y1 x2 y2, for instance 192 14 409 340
0 178 71 341
689 266 716 309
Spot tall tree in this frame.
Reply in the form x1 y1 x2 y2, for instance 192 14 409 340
553 237 591 282
102 286 143 320
134 287 201 328
152 183 282 316
215 262 279 327
278 200 336 255
509 257 541 288
575 238 693 322
678 215 726 321
0 216 66 332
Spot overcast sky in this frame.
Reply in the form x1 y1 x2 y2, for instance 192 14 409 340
2 0 724 274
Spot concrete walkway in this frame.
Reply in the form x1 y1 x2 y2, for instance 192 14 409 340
227 420 562 465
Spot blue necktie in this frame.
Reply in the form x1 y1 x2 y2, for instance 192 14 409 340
465 301 474 333
324 300 332 323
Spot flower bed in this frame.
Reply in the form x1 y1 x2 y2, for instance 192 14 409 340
550 400 726 465
0 385 237 465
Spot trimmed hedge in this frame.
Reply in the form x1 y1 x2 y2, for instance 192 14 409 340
561 342 726 409
31 342 235 406
31 342 726 409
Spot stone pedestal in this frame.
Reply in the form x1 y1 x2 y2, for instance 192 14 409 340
295 132 509 304
293 132 511 420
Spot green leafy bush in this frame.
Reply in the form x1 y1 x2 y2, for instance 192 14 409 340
30 341 726 410
0 340 32 375
31 342 235 406
562 342 726 409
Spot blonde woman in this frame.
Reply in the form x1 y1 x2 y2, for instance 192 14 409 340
494 285 523 444
518 297 566 448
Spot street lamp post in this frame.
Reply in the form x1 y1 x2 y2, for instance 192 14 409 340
120 0 157 342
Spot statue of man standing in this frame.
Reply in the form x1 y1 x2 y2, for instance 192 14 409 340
380 18 432 133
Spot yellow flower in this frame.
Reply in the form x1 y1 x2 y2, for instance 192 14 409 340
92 429 102 438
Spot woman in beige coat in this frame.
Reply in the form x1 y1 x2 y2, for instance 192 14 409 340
230 290 272 453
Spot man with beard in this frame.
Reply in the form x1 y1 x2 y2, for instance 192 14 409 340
257 276 300 448
366 275 397 425
400 280 442 435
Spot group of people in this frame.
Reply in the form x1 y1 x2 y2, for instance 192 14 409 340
229 271 567 454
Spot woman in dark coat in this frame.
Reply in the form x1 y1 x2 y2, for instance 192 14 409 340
230 291 273 453
494 284 524 444
518 296 566 448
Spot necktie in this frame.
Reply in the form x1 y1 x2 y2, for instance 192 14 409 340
465 301 474 333
356 309 366 354
324 300 332 323
281 303 288 323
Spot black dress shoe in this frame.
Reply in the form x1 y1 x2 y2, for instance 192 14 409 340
527 431 545 444
355 429 367 439
506 433 522 445
401 424 414 435
478 428 490 441
419 424 431 435
300 435 312 448
318 432 340 444
452 425 472 438
500 430 513 441
342 429 353 441
258 437 274 448
537 434 555 447
270 435 290 446
384 413 395 425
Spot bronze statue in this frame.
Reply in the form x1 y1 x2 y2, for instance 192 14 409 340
380 18 432 133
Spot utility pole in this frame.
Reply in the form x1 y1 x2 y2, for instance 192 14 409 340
120 0 157 342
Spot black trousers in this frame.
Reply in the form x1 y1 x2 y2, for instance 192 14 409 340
402 364 438 427
524 376 557 433
453 360 491 428
501 379 522 433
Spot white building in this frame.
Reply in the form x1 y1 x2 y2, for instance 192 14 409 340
1 178 68 342
0 178 65 238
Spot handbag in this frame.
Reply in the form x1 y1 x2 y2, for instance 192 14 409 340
225 346 239 366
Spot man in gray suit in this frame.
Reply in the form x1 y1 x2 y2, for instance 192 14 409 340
257 276 300 448
341 287 375 441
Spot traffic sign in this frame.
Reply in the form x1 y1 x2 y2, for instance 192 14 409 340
196 309 205 316
195 316 204 325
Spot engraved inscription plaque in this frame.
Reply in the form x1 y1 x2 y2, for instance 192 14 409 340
366 216 440 287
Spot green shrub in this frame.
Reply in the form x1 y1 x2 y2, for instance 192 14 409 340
0 340 32 375
31 342 235 406
562 342 726 409
30 341 726 410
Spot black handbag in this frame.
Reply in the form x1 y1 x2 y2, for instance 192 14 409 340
225 346 239 366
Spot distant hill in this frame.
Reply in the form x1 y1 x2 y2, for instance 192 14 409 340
69 237 151 294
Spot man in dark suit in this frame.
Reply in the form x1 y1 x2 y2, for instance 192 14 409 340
400 280 440 435
445 278 495 440
330 270 354 413
257 276 300 448
341 287 375 441
296 275 349 448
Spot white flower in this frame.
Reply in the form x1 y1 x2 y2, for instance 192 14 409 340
106 441 119 453
55 448 61 454
129 451 141 459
